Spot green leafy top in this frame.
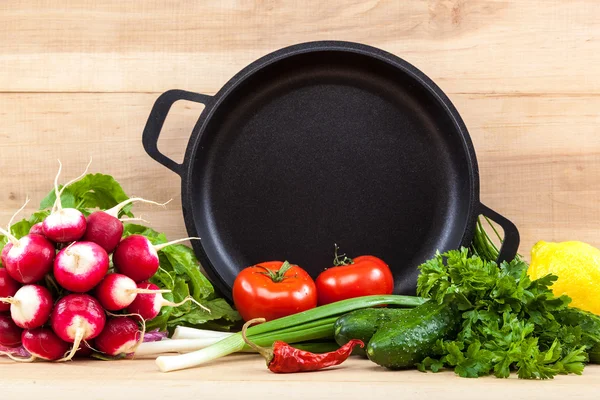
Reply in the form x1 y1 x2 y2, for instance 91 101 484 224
39 173 133 216
416 248 599 379
122 224 240 332
1 174 132 249
0 173 240 332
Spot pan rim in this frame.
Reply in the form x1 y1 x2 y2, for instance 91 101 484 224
179 41 480 298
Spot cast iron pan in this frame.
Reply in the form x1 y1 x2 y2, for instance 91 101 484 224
142 41 519 300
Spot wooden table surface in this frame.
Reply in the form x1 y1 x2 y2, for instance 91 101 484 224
1 0 600 397
1 356 599 400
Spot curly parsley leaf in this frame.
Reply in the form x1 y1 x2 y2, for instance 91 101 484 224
416 248 597 379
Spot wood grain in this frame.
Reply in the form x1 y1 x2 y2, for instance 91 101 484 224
1 91 598 255
1 1 600 95
1 0 600 396
2 0 599 257
0 357 599 400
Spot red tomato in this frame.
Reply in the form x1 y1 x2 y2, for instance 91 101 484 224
233 261 317 322
315 251 394 305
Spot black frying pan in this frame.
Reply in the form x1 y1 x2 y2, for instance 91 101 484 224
142 41 519 300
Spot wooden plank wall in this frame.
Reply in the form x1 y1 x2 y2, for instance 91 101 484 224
1 1 599 260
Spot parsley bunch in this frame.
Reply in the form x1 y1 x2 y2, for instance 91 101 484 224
416 248 600 379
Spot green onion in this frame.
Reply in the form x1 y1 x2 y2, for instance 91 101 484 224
247 316 338 348
471 216 522 262
246 294 423 336
248 315 338 340
155 294 426 372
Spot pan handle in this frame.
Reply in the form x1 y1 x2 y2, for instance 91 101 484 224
142 89 212 176
478 203 520 263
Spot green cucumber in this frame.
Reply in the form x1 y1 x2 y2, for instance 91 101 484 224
334 308 409 356
366 301 459 369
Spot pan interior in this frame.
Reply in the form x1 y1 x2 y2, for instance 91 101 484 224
189 50 473 295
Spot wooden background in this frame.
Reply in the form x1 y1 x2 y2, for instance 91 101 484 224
1 0 600 258
2 1 600 396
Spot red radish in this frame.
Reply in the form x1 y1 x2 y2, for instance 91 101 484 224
1 284 53 329
28 223 45 236
0 268 20 312
42 208 86 243
113 235 201 282
53 241 109 293
127 282 209 320
0 284 53 329
50 294 106 361
0 230 55 284
75 340 94 358
82 212 122 254
95 316 141 356
95 273 170 311
1 243 11 267
83 198 169 254
0 313 22 347
21 328 70 361
1 199 52 283
2 198 32 254
42 160 91 243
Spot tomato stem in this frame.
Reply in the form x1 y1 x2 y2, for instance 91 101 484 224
256 261 296 283
333 244 354 266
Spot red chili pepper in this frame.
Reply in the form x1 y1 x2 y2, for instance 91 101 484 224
242 318 364 373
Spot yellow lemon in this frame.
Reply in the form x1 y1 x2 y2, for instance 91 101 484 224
528 240 600 315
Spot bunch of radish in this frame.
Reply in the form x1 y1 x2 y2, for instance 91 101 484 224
0 162 206 362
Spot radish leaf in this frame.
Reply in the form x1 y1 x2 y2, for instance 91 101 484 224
122 223 240 333
40 173 133 216
3 173 239 334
